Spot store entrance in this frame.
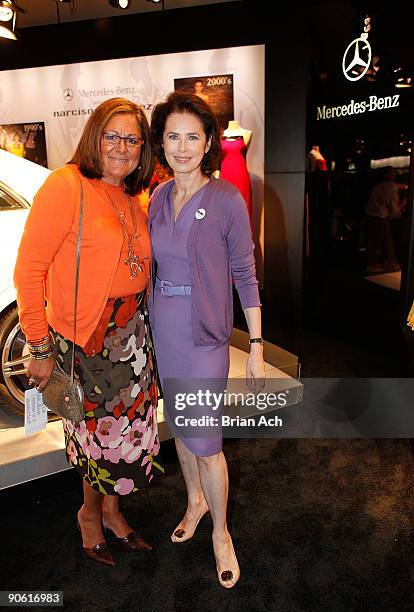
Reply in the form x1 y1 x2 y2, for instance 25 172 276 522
304 101 412 376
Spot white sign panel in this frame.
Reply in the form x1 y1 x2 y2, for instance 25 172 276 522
0 44 265 273
0 45 264 176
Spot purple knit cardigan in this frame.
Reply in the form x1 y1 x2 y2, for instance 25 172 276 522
148 177 261 346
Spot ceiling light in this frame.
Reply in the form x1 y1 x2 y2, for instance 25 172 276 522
0 5 13 21
108 0 130 8
0 23 15 39
396 77 412 89
0 1 16 40
394 66 413 89
145 0 162 3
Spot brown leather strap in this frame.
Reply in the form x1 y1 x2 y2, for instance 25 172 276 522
70 179 84 383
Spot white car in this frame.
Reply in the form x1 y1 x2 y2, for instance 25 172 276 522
0 150 50 414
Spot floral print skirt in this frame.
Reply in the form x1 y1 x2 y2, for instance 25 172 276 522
49 291 163 495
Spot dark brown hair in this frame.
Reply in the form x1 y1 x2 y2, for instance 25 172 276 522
70 97 154 196
150 92 222 176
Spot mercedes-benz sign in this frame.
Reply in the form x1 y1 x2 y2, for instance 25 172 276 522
342 36 372 82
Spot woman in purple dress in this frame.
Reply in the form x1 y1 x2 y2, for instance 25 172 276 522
149 92 264 589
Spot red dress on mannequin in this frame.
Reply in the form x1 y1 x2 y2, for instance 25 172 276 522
220 137 252 220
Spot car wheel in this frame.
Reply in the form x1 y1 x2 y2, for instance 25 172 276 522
0 305 30 416
0 307 61 421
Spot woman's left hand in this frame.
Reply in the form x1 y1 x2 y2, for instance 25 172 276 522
246 345 266 391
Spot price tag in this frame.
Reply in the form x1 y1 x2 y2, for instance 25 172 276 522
24 388 47 435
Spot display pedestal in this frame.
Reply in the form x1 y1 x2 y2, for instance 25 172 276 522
0 421 68 490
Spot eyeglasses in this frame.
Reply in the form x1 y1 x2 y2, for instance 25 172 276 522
102 132 144 147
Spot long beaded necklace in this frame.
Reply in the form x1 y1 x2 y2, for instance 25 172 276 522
101 183 143 280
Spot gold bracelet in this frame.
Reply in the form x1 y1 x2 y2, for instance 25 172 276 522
27 335 50 347
29 348 53 357
31 351 54 360
29 343 52 352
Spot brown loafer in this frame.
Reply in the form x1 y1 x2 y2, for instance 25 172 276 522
82 542 116 567
106 527 152 552
117 531 153 552
77 521 115 567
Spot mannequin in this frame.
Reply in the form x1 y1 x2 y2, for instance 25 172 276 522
220 120 253 220
308 145 327 172
306 144 330 267
222 120 252 148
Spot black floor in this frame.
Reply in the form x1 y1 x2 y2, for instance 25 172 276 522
2 256 414 611
2 436 414 612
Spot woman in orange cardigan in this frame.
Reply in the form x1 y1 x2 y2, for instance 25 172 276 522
14 98 163 567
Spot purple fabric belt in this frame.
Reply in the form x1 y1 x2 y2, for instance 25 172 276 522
156 277 192 297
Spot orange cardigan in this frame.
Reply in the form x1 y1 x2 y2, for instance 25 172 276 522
14 164 150 348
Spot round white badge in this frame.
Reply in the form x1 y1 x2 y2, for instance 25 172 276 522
195 208 206 220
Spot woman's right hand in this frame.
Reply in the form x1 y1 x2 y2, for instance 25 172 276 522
26 355 55 392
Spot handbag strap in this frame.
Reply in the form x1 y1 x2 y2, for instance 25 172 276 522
70 179 84 384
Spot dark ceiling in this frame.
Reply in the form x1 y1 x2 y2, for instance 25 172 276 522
12 0 236 29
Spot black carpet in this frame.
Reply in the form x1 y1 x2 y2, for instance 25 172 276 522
2 436 414 612
3 258 414 611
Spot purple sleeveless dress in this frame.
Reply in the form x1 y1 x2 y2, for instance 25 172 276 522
151 181 229 456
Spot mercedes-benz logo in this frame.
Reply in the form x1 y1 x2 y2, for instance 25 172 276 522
63 88 74 101
342 36 372 82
